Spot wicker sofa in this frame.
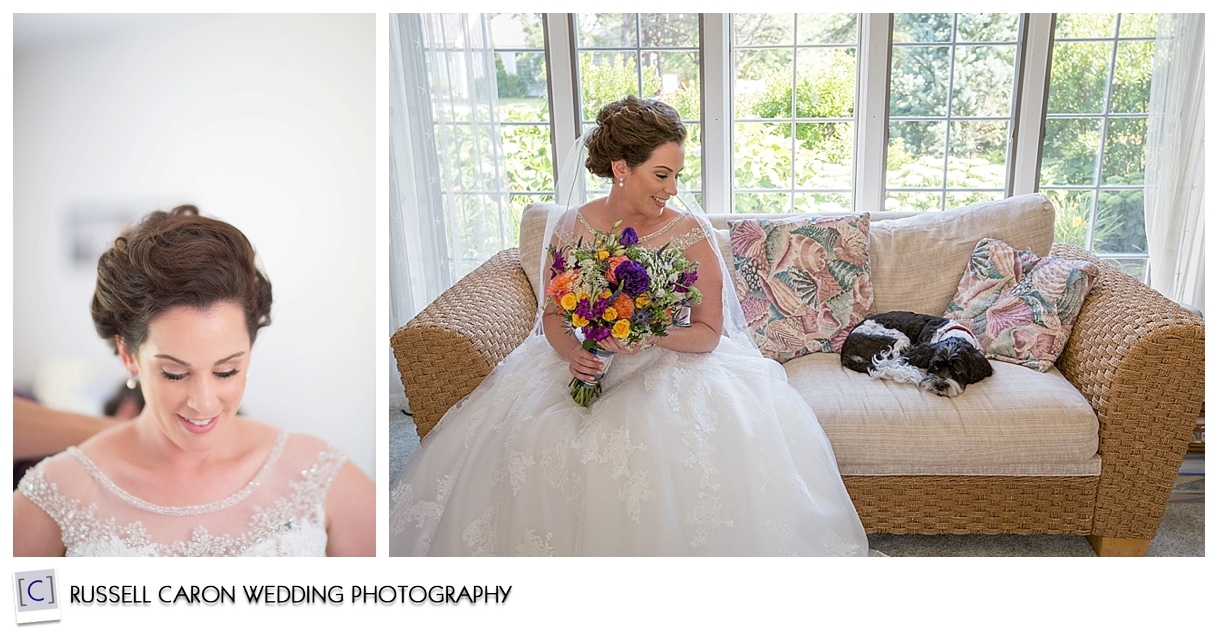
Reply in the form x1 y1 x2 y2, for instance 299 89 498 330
392 193 1204 556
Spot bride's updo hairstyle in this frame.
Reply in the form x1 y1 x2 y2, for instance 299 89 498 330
585 95 686 179
91 205 273 354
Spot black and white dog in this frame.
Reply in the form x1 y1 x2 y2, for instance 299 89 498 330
840 311 993 397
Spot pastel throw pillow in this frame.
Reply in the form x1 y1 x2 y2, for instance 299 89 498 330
944 237 1099 372
729 214 874 362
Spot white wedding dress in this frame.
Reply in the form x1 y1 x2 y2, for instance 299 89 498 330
389 210 868 556
18 432 345 556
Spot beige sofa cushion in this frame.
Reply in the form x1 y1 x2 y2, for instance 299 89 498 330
867 194 1055 315
785 353 1100 477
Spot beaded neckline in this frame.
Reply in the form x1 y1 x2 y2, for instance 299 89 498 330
577 209 684 244
66 432 289 516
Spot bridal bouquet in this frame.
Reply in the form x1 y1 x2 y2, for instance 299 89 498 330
546 221 702 406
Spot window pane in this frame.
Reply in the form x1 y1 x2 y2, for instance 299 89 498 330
734 13 793 46
794 192 852 213
639 13 699 47
890 45 950 117
885 191 944 212
654 50 700 119
1046 41 1111 114
1118 13 1159 38
948 120 1008 189
1054 13 1117 39
887 120 946 189
1110 40 1154 113
892 13 953 43
577 13 637 47
1042 189 1095 248
796 13 856 45
734 192 792 214
495 51 549 115
946 191 1003 208
1094 189 1147 254
501 123 554 192
952 45 1016 117
796 47 856 116
735 122 793 189
735 49 794 118
956 13 1019 42
579 50 646 120
1101 117 1147 185
794 122 853 189
1040 117 1101 186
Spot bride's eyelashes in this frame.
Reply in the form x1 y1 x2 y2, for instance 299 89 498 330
159 369 241 381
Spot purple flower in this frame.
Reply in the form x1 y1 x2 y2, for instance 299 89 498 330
675 270 699 292
575 299 593 320
587 326 612 342
550 249 566 275
619 227 639 247
614 261 650 295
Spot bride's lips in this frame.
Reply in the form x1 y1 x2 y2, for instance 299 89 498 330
178 414 219 434
652 196 667 208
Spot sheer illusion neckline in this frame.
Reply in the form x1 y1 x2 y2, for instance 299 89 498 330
577 209 683 244
65 432 290 516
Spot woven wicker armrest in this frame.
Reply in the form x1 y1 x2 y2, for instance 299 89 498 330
391 248 537 439
1051 243 1205 540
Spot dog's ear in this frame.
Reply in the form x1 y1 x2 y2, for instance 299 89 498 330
962 351 994 382
904 343 936 369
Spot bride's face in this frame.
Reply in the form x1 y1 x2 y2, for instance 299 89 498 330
119 302 251 451
617 141 684 218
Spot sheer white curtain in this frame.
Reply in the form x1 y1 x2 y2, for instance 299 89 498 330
1144 13 1205 313
389 14 512 406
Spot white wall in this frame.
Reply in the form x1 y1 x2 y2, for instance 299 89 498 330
13 14 376 478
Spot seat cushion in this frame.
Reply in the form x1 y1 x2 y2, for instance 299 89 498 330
784 353 1100 476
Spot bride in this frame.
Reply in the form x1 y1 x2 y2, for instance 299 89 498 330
390 96 867 556
14 206 375 556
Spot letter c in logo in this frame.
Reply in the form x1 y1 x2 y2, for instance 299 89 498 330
27 579 45 602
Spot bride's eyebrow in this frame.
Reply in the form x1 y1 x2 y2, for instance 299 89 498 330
153 352 246 367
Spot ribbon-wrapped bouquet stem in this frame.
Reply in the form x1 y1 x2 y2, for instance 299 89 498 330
545 222 702 406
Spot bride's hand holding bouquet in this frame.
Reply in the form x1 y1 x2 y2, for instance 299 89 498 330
546 221 701 406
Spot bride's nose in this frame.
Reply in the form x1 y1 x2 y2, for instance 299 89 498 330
187 377 220 417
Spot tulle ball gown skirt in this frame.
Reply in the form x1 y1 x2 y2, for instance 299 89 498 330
389 335 868 556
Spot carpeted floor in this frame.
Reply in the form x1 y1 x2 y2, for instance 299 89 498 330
389 406 1204 556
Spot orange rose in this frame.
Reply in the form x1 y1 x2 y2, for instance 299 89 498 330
605 255 629 282
546 269 578 302
612 294 634 320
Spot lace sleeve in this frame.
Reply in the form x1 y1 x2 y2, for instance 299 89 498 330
17 459 73 526
668 222 709 253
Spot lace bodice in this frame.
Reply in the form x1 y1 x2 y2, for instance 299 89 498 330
558 209 709 254
18 432 346 557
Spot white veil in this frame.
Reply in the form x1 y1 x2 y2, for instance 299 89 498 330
531 128 756 353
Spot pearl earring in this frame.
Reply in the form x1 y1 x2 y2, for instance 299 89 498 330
618 178 624 188
126 376 139 390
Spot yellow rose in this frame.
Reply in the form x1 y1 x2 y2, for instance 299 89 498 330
577 291 590 302
612 320 631 339
635 294 651 308
571 314 589 328
560 292 577 311
599 289 612 299
597 250 609 260
602 306 618 321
